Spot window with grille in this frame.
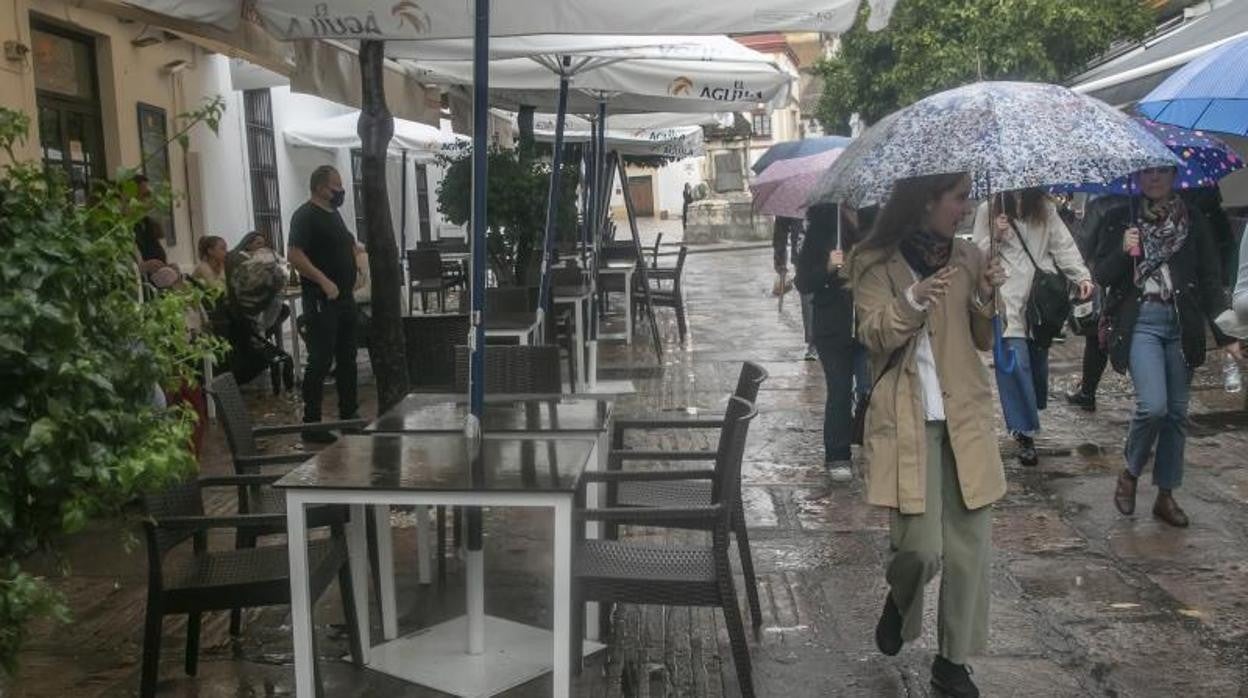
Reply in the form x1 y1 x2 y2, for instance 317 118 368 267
243 89 284 252
751 112 773 139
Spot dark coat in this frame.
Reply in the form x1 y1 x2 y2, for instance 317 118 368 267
1092 200 1231 373
795 206 861 341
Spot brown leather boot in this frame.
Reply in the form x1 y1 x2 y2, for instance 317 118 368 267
1114 470 1137 516
1153 490 1189 528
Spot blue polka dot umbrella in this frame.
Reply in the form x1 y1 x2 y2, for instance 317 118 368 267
1052 117 1244 195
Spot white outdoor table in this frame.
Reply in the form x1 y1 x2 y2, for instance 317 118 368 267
552 283 594 391
276 433 596 698
597 259 636 344
365 393 613 637
483 311 542 345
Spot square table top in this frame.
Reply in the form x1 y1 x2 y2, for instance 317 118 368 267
367 393 614 434
274 434 594 493
600 260 636 271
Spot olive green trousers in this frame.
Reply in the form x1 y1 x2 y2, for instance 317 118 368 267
886 421 992 664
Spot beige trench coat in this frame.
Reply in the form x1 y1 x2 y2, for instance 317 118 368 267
850 240 1006 514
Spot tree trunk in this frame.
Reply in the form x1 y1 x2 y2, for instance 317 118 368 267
517 105 536 162
358 40 409 411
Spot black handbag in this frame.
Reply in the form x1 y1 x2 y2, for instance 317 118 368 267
1009 220 1071 349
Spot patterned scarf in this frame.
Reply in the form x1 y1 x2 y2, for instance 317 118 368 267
899 228 953 279
1134 195 1189 288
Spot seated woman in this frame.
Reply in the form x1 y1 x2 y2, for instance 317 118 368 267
192 235 227 291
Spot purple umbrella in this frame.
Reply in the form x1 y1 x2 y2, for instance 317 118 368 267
750 148 845 220
1053 118 1244 194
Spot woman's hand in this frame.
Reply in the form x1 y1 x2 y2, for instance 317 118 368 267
1076 280 1095 301
978 256 1006 299
994 214 1011 241
1226 341 1244 362
826 249 845 273
1123 227 1141 254
912 266 958 307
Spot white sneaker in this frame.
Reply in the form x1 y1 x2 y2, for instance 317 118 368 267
825 460 853 482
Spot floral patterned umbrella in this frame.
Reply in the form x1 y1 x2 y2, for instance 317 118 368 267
1051 117 1244 195
809 81 1183 208
751 148 845 220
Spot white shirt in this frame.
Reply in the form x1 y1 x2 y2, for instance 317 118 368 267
904 280 947 422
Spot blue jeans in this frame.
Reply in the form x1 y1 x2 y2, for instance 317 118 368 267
994 338 1048 435
1126 302 1190 490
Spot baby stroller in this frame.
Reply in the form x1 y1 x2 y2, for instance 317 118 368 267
209 234 294 394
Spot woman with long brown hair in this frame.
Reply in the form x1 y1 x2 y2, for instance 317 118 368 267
846 172 1005 698
972 188 1092 466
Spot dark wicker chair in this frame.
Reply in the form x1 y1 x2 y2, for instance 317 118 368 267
207 372 363 633
649 233 663 268
408 248 455 312
635 245 689 342
453 344 564 394
139 475 363 698
403 313 471 392
605 361 769 628
571 397 759 697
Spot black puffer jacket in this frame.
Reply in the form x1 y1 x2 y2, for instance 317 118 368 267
1092 200 1231 373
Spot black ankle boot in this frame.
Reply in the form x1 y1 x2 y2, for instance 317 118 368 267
1016 433 1038 467
931 656 979 697
1065 387 1096 412
874 593 903 656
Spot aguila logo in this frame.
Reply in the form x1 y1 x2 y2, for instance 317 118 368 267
392 1 430 33
668 76 694 96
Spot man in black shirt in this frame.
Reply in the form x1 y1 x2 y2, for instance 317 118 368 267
288 165 361 440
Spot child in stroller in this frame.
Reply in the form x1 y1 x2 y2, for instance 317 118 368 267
207 232 294 394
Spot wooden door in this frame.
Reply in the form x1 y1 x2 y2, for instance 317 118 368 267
627 176 655 217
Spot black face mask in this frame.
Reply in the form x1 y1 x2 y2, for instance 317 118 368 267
328 187 346 209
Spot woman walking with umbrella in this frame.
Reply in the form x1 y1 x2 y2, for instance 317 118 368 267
972 188 1093 466
847 172 1005 697
1095 166 1240 527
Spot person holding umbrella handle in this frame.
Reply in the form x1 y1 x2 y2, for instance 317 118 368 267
973 189 1093 468
1094 166 1241 528
846 172 1005 698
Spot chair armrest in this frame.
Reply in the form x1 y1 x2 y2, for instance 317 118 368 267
648 268 680 280
198 474 284 488
576 505 722 524
581 469 715 483
234 453 310 470
613 416 725 432
252 418 368 437
609 450 717 462
155 513 288 531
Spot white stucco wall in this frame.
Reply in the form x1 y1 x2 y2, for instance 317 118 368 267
609 156 705 219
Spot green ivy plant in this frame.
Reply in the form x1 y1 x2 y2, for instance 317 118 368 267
436 144 580 286
0 101 221 673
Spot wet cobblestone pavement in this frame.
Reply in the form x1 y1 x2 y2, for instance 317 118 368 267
5 232 1248 697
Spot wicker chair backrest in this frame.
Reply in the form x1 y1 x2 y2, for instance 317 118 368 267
710 396 757 514
733 361 769 404
453 345 562 394
209 372 259 458
142 480 205 556
407 249 444 281
404 314 470 390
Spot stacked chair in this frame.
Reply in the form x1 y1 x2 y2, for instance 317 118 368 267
569 361 769 697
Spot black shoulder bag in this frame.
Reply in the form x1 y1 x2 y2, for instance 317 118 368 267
1009 220 1071 349
850 269 913 446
